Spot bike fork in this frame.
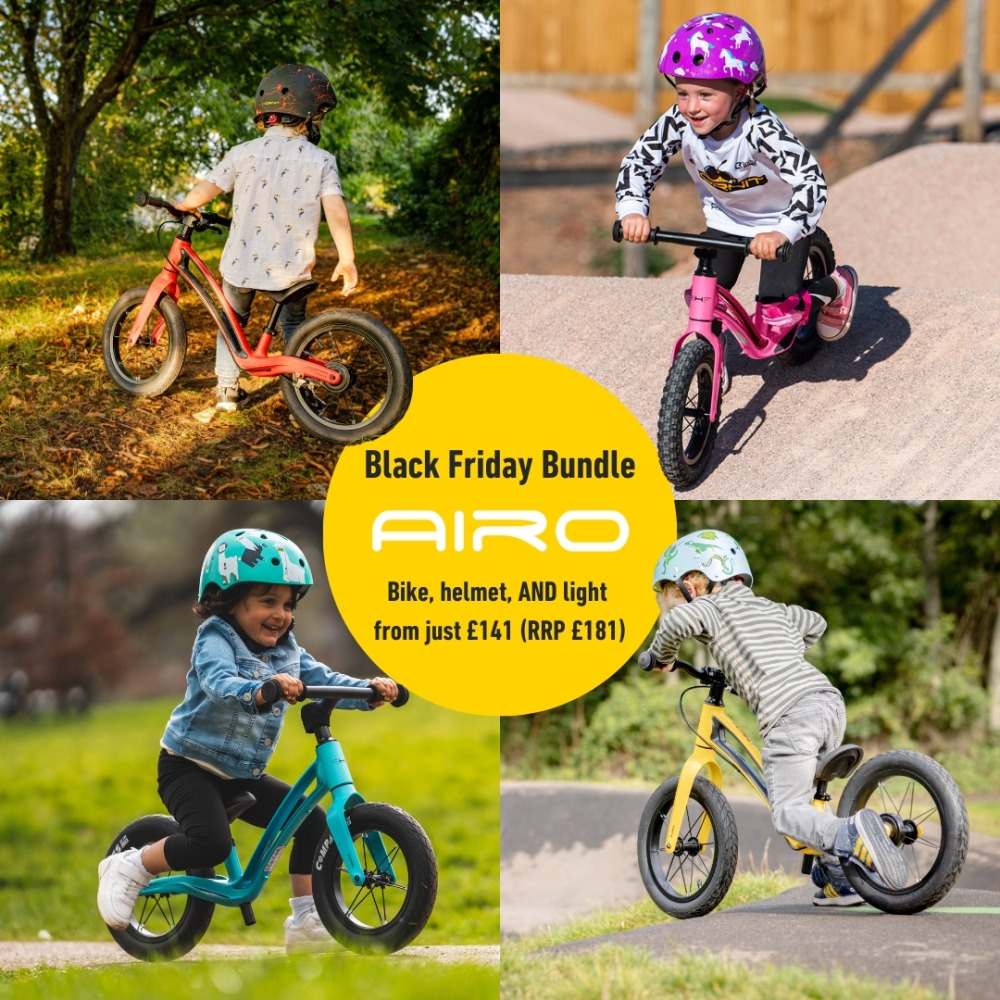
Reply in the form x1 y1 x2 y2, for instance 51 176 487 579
679 273 726 422
318 740 396 886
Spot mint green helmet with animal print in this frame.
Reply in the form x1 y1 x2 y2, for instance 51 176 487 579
652 529 753 589
199 528 313 601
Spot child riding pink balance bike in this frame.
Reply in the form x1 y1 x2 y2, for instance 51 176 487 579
614 12 858 487
612 221 849 486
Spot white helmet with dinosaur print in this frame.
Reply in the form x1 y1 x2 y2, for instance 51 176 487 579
652 529 753 590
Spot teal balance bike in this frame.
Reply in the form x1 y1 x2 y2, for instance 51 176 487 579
101 683 437 958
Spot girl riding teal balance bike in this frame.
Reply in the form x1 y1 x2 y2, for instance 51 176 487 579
97 528 436 957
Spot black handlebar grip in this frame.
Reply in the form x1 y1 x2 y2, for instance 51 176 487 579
391 685 409 708
134 191 153 207
258 679 281 708
637 651 655 671
612 220 624 243
776 241 793 263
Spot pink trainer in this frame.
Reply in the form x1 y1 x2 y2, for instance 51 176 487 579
817 266 858 341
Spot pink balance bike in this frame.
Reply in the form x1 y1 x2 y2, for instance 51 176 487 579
103 192 412 444
612 221 836 486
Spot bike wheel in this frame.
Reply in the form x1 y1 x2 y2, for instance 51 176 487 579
781 228 836 366
837 750 969 914
102 815 215 961
657 337 719 487
637 775 739 918
281 310 413 444
102 287 187 396
312 802 437 953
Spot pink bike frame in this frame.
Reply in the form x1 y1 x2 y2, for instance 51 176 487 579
126 232 344 386
671 272 795 422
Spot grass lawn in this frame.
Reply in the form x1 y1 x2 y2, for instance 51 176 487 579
0 695 498 947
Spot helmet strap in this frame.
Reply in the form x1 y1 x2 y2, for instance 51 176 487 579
306 120 321 145
678 580 695 603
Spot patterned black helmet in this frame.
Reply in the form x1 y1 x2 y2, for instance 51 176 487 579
253 64 337 126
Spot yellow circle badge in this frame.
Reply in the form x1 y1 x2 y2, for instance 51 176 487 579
325 354 675 716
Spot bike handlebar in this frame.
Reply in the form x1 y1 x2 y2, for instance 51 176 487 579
637 652 722 685
612 219 792 263
257 679 409 710
135 190 232 232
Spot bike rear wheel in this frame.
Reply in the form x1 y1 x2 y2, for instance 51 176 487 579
103 815 214 960
637 774 739 918
102 287 187 396
657 336 719 487
837 750 968 914
312 802 437 953
281 310 412 444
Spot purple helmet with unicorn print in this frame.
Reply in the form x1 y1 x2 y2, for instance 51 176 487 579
658 12 767 94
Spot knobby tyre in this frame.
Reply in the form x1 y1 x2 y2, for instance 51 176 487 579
312 802 438 953
102 815 214 960
102 287 187 396
837 750 968 914
637 775 739 918
657 336 719 486
781 227 836 366
281 310 412 444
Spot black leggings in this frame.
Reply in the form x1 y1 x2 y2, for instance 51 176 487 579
157 750 327 874
702 227 838 307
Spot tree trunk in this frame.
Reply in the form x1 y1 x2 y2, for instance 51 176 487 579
989 599 1000 734
37 123 83 258
922 500 941 627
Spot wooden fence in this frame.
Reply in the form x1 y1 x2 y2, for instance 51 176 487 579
501 0 1000 119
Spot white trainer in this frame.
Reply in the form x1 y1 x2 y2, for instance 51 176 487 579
97 847 151 930
284 909 333 953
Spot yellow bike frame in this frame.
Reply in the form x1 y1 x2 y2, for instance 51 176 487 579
664 681 825 857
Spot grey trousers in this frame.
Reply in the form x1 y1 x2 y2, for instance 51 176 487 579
216 281 308 384
761 688 847 853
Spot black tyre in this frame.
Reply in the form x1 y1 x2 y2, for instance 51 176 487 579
837 750 968 914
312 802 437 953
780 228 835 366
102 287 187 396
281 310 412 444
637 775 739 918
102 815 214 961
657 337 719 487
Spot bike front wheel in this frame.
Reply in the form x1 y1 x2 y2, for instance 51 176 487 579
837 750 969 914
637 774 739 919
312 802 437 953
102 287 187 396
657 336 720 487
102 815 215 961
281 310 412 444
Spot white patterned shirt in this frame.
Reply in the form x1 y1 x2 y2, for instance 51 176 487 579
205 127 343 291
648 580 835 735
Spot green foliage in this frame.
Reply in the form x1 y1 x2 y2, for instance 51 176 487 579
503 501 1000 780
0 696 498 945
391 16 499 278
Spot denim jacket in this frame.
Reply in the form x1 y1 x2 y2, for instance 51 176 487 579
161 616 372 779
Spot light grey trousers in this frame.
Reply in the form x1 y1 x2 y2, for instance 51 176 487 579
761 688 847 854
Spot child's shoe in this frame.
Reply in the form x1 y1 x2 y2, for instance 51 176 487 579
215 382 249 412
836 808 908 889
817 265 858 341
97 847 151 930
810 861 863 907
284 910 332 953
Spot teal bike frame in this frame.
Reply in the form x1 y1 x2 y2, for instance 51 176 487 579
140 685 396 908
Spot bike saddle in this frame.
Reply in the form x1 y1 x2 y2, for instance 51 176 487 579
223 790 257 824
266 279 318 306
814 744 863 783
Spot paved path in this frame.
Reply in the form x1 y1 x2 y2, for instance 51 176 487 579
550 885 1000 999
501 781 1000 937
0 941 499 971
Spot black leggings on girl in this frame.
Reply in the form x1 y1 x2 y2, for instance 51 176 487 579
157 750 327 874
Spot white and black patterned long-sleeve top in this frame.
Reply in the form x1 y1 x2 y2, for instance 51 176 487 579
616 104 827 244
648 580 836 736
